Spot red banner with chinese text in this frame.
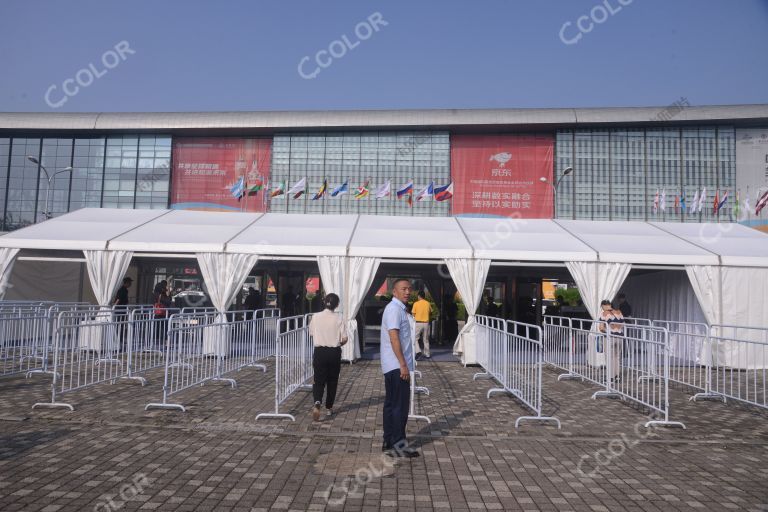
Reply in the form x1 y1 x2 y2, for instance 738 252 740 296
450 134 554 218
171 138 272 212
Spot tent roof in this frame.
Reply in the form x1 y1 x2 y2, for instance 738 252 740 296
1 208 766 267
458 218 596 262
555 220 720 266
651 222 768 267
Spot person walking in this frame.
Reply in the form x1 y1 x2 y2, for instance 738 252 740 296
380 279 419 458
597 299 625 382
412 291 431 359
308 293 347 421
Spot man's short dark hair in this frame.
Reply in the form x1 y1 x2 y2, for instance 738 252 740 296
392 278 411 289
417 291 425 299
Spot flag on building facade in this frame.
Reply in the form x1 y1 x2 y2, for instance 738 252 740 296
689 190 698 214
248 176 265 195
660 189 667 212
434 182 454 202
744 187 751 217
416 181 434 201
375 180 391 199
354 181 371 199
652 189 659 213
287 178 306 199
717 190 728 213
331 181 349 197
230 176 245 199
270 181 286 198
312 179 328 200
756 189 768 215
713 189 720 214
674 193 680 213
698 187 706 213
680 191 686 213
734 190 741 218
396 180 413 198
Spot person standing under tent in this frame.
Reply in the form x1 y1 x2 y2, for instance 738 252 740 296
412 291 431 359
308 293 347 421
380 279 420 458
616 293 633 318
113 277 132 353
152 280 173 345
597 299 625 383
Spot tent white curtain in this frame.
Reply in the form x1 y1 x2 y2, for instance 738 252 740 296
565 261 632 320
196 252 260 319
0 247 20 300
83 250 134 306
317 256 344 306
685 265 722 326
446 258 491 365
688 265 768 369
342 257 380 361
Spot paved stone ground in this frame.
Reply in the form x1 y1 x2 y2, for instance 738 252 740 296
0 359 767 511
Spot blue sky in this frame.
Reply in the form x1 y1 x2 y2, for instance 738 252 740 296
0 0 766 112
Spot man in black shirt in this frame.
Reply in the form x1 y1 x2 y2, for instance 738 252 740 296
113 277 132 307
113 277 132 353
616 293 632 318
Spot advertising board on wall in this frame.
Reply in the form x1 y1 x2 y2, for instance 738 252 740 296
450 134 554 218
171 138 271 212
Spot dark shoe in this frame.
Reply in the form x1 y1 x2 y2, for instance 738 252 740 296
387 447 420 458
415 353 423 361
326 408 333 417
382 442 392 452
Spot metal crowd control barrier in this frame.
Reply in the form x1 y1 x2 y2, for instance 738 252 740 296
543 316 579 381
146 309 279 412
597 325 686 429
409 326 430 423
705 324 768 411
0 311 50 378
256 314 313 421
473 315 560 428
651 320 719 401
30 305 177 410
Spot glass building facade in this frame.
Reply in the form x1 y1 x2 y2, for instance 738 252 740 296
0 135 171 231
0 125 744 231
555 126 736 221
269 131 451 217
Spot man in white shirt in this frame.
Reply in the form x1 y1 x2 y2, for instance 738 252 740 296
380 279 419 458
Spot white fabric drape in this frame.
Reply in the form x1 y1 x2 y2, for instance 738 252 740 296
688 265 768 369
565 261 632 320
196 252 259 318
446 258 491 365
83 250 134 306
0 247 20 300
685 265 722 326
317 256 344 306
317 256 380 362
343 257 381 361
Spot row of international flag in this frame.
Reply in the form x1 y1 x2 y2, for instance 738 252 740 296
231 177 454 205
652 187 768 216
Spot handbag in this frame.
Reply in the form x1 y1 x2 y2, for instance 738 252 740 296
154 301 166 317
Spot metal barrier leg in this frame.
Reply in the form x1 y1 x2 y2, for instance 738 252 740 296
145 387 186 413
515 416 561 429
31 402 74 411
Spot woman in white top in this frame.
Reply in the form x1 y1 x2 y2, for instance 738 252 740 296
308 293 347 421
597 299 625 382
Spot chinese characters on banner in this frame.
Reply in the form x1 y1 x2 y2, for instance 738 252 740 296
451 134 554 218
171 138 272 212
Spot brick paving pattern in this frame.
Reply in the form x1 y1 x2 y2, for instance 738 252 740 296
0 359 766 511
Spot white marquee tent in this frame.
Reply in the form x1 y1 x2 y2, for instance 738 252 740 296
0 208 766 364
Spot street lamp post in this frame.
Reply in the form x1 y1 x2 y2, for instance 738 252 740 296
27 156 73 221
540 166 574 219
